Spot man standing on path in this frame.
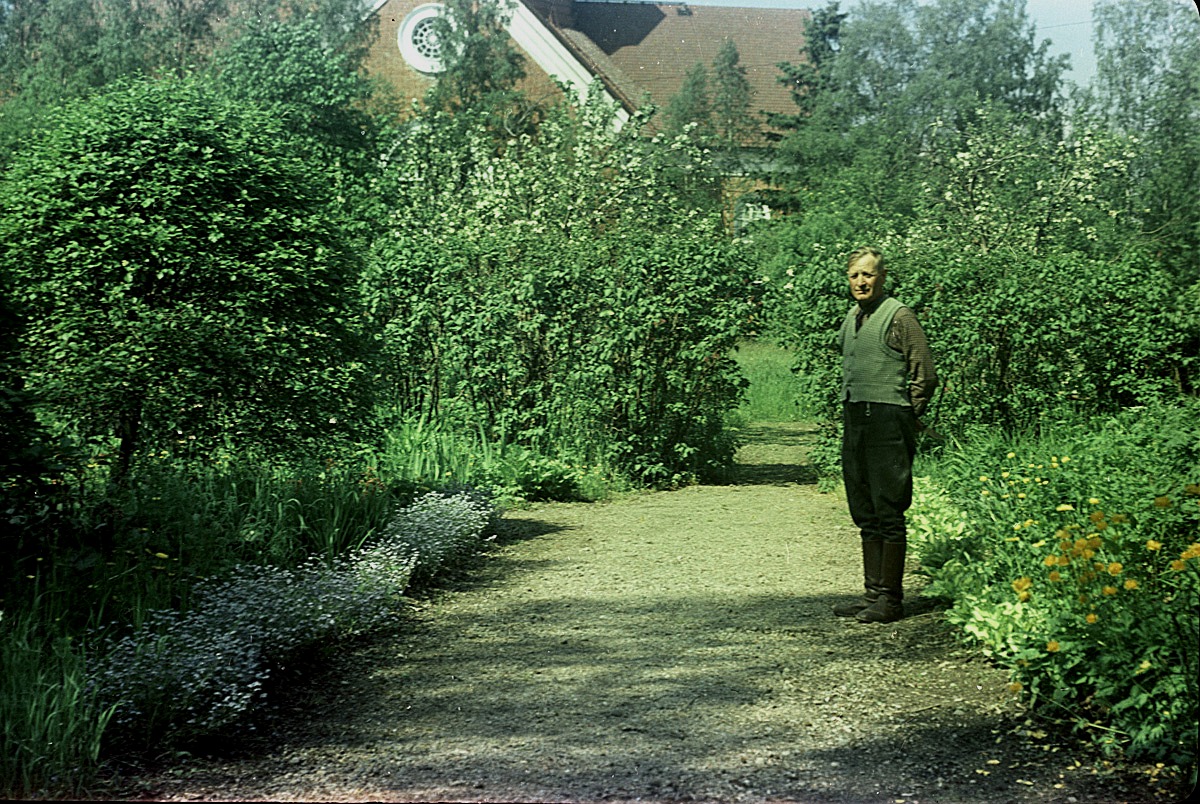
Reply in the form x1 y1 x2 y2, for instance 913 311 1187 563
833 248 938 624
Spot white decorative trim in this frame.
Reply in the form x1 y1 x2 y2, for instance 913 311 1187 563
398 3 449 75
505 2 630 127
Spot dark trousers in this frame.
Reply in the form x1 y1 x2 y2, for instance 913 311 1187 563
842 401 917 544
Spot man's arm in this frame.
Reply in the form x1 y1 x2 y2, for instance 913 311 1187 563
888 308 938 419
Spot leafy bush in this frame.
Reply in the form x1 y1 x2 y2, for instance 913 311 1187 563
911 403 1200 767
759 107 1191 475
366 102 754 486
0 75 371 484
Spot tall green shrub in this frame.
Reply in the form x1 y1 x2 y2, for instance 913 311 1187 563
0 76 371 487
367 100 751 485
765 106 1188 437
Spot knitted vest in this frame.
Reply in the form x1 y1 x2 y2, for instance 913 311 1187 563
838 296 911 407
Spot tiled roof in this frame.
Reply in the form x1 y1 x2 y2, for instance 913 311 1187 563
561 0 810 124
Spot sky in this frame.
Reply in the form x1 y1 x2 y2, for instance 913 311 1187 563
627 0 1103 86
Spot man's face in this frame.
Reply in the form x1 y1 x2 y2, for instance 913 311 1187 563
848 259 885 305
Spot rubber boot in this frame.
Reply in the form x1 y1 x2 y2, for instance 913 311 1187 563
856 541 905 623
833 540 883 617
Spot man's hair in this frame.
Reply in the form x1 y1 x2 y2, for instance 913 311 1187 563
847 247 885 273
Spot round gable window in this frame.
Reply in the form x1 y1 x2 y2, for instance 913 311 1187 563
399 4 448 75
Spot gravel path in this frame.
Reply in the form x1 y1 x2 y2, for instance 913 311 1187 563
112 424 1177 803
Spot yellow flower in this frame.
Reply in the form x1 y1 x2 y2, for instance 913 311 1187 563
1018 590 1032 602
1154 496 1171 508
1046 641 1060 653
980 475 989 482
1012 577 1033 592
1008 681 1024 693
1146 540 1162 551
1007 451 1016 459
1086 613 1098 624
1081 548 1095 560
1048 570 1062 582
1018 492 1027 499
1102 585 1118 596
1056 504 1074 512
981 489 990 496
1087 536 1102 550
1001 471 1011 479
1170 560 1187 572
154 552 169 559
1110 513 1128 524
1185 483 1200 496
1043 554 1059 567
1108 562 1123 575
1057 554 1071 567
1060 456 1070 463
1124 579 1139 591
1089 511 1106 524
1136 660 1152 674
1088 497 1100 505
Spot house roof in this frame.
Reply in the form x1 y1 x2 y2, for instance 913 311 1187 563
369 0 809 136
559 1 810 124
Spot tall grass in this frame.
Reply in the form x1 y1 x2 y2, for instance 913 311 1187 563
732 340 820 422
0 603 113 798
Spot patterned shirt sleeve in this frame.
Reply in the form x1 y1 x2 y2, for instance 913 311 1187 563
887 308 938 419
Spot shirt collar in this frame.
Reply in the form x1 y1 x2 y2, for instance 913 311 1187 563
856 293 889 317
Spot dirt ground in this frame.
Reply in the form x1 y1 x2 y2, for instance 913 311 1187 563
105 424 1190 804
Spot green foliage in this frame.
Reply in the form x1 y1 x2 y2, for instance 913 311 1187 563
762 103 1189 441
0 605 114 798
368 98 748 486
0 273 55 502
663 62 713 140
1087 0 1200 275
426 0 533 135
211 15 376 163
732 340 817 423
710 38 757 150
910 404 1200 767
208 14 385 250
769 0 846 129
0 76 372 486
0 0 379 167
664 39 759 156
766 0 1068 224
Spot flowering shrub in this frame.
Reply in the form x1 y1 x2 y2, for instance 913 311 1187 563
89 490 496 747
911 403 1200 767
366 101 754 487
384 489 498 586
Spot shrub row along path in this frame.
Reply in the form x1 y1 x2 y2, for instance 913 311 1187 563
120 423 1172 804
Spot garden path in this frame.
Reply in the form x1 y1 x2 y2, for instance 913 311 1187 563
123 423 1163 803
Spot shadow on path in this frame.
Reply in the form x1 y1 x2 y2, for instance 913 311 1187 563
723 420 821 486
124 422 1170 804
